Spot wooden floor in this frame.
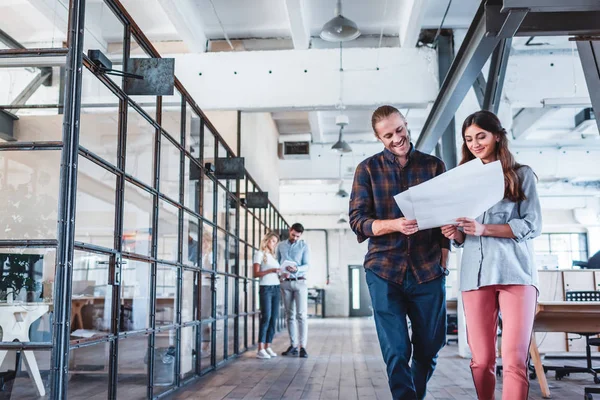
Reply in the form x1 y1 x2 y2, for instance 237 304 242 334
169 318 599 400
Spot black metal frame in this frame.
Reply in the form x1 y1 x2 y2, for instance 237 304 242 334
0 0 288 398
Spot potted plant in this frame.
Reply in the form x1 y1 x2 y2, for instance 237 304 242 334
0 254 42 303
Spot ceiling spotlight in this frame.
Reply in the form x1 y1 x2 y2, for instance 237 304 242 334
320 0 361 42
331 126 352 153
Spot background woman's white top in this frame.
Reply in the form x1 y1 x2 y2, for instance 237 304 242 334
253 250 280 286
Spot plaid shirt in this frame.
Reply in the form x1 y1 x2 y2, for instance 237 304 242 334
349 145 450 285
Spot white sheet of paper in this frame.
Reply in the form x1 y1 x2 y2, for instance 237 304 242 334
280 260 297 271
393 159 504 230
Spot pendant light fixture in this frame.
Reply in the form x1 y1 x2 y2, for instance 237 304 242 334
320 0 361 42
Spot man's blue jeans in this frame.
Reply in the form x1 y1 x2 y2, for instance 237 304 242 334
365 268 447 400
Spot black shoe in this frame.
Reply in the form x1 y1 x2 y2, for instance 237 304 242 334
282 346 298 356
299 348 308 358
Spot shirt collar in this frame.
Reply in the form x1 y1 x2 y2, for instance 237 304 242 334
383 143 415 165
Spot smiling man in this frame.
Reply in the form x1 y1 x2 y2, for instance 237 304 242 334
349 105 450 400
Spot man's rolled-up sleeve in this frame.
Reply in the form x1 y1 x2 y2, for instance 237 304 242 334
349 163 376 243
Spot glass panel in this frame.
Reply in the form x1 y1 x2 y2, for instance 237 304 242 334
204 129 216 165
157 199 178 262
0 150 60 240
239 278 247 315
183 212 199 267
238 316 245 352
161 91 182 144
71 251 113 340
84 0 124 78
215 274 225 319
227 317 235 357
228 235 238 275
186 106 200 155
215 319 224 364
184 155 198 212
117 334 149 400
80 68 119 165
0 248 55 343
228 196 237 236
227 277 236 316
75 156 116 249
203 174 215 223
0 65 63 117
180 325 196 380
156 264 177 327
550 234 571 268
571 234 582 258
254 280 260 311
68 342 110 399
534 234 550 253
126 107 155 187
3 350 51 399
160 135 180 202
123 182 153 257
239 207 247 243
200 273 213 321
153 330 176 395
217 184 227 230
248 314 256 346
352 268 360 310
0 0 66 48
201 223 214 270
249 280 256 313
199 322 212 371
216 229 226 272
181 269 197 323
120 260 151 332
218 141 228 159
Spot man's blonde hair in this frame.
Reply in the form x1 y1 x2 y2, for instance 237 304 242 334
371 105 406 137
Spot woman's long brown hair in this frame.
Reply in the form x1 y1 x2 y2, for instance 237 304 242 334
460 110 527 202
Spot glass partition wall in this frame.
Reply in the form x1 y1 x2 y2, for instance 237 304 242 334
0 0 288 398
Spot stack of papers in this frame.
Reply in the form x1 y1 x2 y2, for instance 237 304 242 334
394 158 504 230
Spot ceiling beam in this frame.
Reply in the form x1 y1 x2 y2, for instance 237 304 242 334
502 0 600 13
284 0 310 50
482 38 511 114
398 0 429 48
511 107 554 139
157 0 208 53
308 111 325 144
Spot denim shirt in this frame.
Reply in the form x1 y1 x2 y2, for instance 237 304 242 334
455 166 542 292
276 239 310 279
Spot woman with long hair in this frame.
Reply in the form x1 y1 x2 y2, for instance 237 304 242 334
253 231 281 359
441 110 542 400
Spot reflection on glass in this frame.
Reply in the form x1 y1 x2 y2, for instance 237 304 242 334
71 251 113 340
0 151 59 240
201 223 214 270
228 235 238 275
84 0 123 74
80 68 119 166
248 315 256 346
248 279 255 314
123 182 153 257
239 316 246 351
216 229 226 272
157 200 178 262
75 156 116 249
117 335 148 399
126 108 155 186
227 196 237 236
217 185 227 230
228 318 235 357
0 248 55 344
3 350 51 398
215 274 225 319
153 330 176 395
238 278 247 315
181 269 196 323
227 277 236 316
160 135 181 201
120 260 151 332
204 129 216 165
200 273 213 321
183 212 199 267
68 343 110 399
180 325 196 380
186 106 200 156
199 322 212 371
161 91 182 143
202 174 215 223
156 265 177 327
184 156 199 212
215 319 224 364
218 141 228 159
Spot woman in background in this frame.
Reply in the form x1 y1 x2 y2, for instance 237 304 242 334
441 110 542 400
253 231 281 359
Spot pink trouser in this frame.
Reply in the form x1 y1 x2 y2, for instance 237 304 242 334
462 285 537 400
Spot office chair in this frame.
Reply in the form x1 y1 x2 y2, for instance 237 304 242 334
553 291 600 384
585 385 600 399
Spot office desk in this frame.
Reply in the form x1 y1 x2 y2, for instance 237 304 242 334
0 302 51 396
530 301 600 399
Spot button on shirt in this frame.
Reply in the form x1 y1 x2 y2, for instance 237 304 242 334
349 146 450 285
455 166 542 292
276 239 310 279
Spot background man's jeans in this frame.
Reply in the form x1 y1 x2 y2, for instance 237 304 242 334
366 268 447 400
258 285 280 344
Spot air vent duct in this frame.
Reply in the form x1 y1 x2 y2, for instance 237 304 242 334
278 141 310 160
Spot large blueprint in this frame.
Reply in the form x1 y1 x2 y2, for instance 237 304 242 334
393 159 504 230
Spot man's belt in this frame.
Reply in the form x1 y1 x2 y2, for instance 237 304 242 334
283 277 306 281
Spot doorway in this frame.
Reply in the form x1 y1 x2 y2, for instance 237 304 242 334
348 265 372 317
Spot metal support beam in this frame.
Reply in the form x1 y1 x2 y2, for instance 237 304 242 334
473 72 487 109
0 109 18 142
0 28 25 49
576 40 600 133
51 0 86 397
487 8 600 37
483 38 511 114
502 0 600 13
416 3 528 153
511 107 554 139
9 70 52 109
437 31 457 169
